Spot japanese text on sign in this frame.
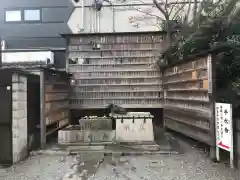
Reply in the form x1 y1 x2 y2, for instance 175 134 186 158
215 103 233 152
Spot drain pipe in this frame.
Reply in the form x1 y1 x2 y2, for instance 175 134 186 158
112 6 115 32
90 8 93 32
95 11 98 32
81 0 84 31
97 11 100 32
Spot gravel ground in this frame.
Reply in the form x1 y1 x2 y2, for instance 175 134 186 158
1 137 240 180
95 150 240 180
0 153 104 180
0 155 73 180
92 136 240 180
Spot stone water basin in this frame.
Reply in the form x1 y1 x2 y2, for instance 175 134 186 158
58 125 116 144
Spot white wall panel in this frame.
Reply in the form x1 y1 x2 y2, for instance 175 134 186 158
99 7 114 32
68 0 198 33
114 6 159 32
68 5 159 33
70 0 153 7
2 51 54 64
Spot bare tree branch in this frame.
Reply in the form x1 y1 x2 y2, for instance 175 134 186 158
192 0 198 23
191 0 207 26
172 3 186 20
164 0 169 15
183 0 193 23
227 1 240 24
168 0 180 16
153 0 168 17
134 7 165 20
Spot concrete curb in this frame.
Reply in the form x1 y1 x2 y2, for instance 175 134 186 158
59 142 114 146
69 150 180 156
30 150 70 156
29 149 180 156
117 145 173 152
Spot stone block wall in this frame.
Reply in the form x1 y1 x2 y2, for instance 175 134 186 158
12 74 28 163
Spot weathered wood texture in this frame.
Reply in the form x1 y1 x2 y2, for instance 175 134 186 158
163 57 212 145
67 33 164 109
43 70 70 136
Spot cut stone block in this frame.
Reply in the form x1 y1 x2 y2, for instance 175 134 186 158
79 117 112 130
114 112 154 143
11 75 28 164
83 130 115 142
58 126 115 144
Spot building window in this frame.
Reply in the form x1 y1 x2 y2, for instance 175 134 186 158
5 10 22 22
24 9 40 21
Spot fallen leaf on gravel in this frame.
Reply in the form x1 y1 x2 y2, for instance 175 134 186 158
147 160 165 168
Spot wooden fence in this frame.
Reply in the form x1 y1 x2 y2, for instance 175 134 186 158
162 54 214 147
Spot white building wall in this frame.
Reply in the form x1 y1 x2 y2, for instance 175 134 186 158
2 51 54 64
67 0 165 33
67 0 197 33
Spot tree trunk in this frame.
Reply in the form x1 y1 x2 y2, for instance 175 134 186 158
165 17 172 50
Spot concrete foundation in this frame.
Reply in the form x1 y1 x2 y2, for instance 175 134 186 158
59 113 154 146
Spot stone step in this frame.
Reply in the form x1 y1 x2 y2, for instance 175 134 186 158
59 142 113 146
30 147 180 156
119 144 160 151
67 145 105 152
118 141 157 145
69 150 180 156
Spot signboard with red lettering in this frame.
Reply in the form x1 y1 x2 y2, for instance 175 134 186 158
215 103 234 168
215 103 233 151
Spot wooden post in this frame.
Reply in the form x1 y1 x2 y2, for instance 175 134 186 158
209 54 217 161
0 37 2 68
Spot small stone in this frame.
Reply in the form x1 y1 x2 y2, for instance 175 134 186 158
59 156 65 163
131 166 137 172
70 163 77 169
65 172 74 179
88 174 95 180
110 161 117 166
112 167 120 177
72 174 82 180
79 169 88 177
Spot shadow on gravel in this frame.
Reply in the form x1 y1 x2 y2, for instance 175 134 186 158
153 126 183 154
164 128 232 165
163 128 209 154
